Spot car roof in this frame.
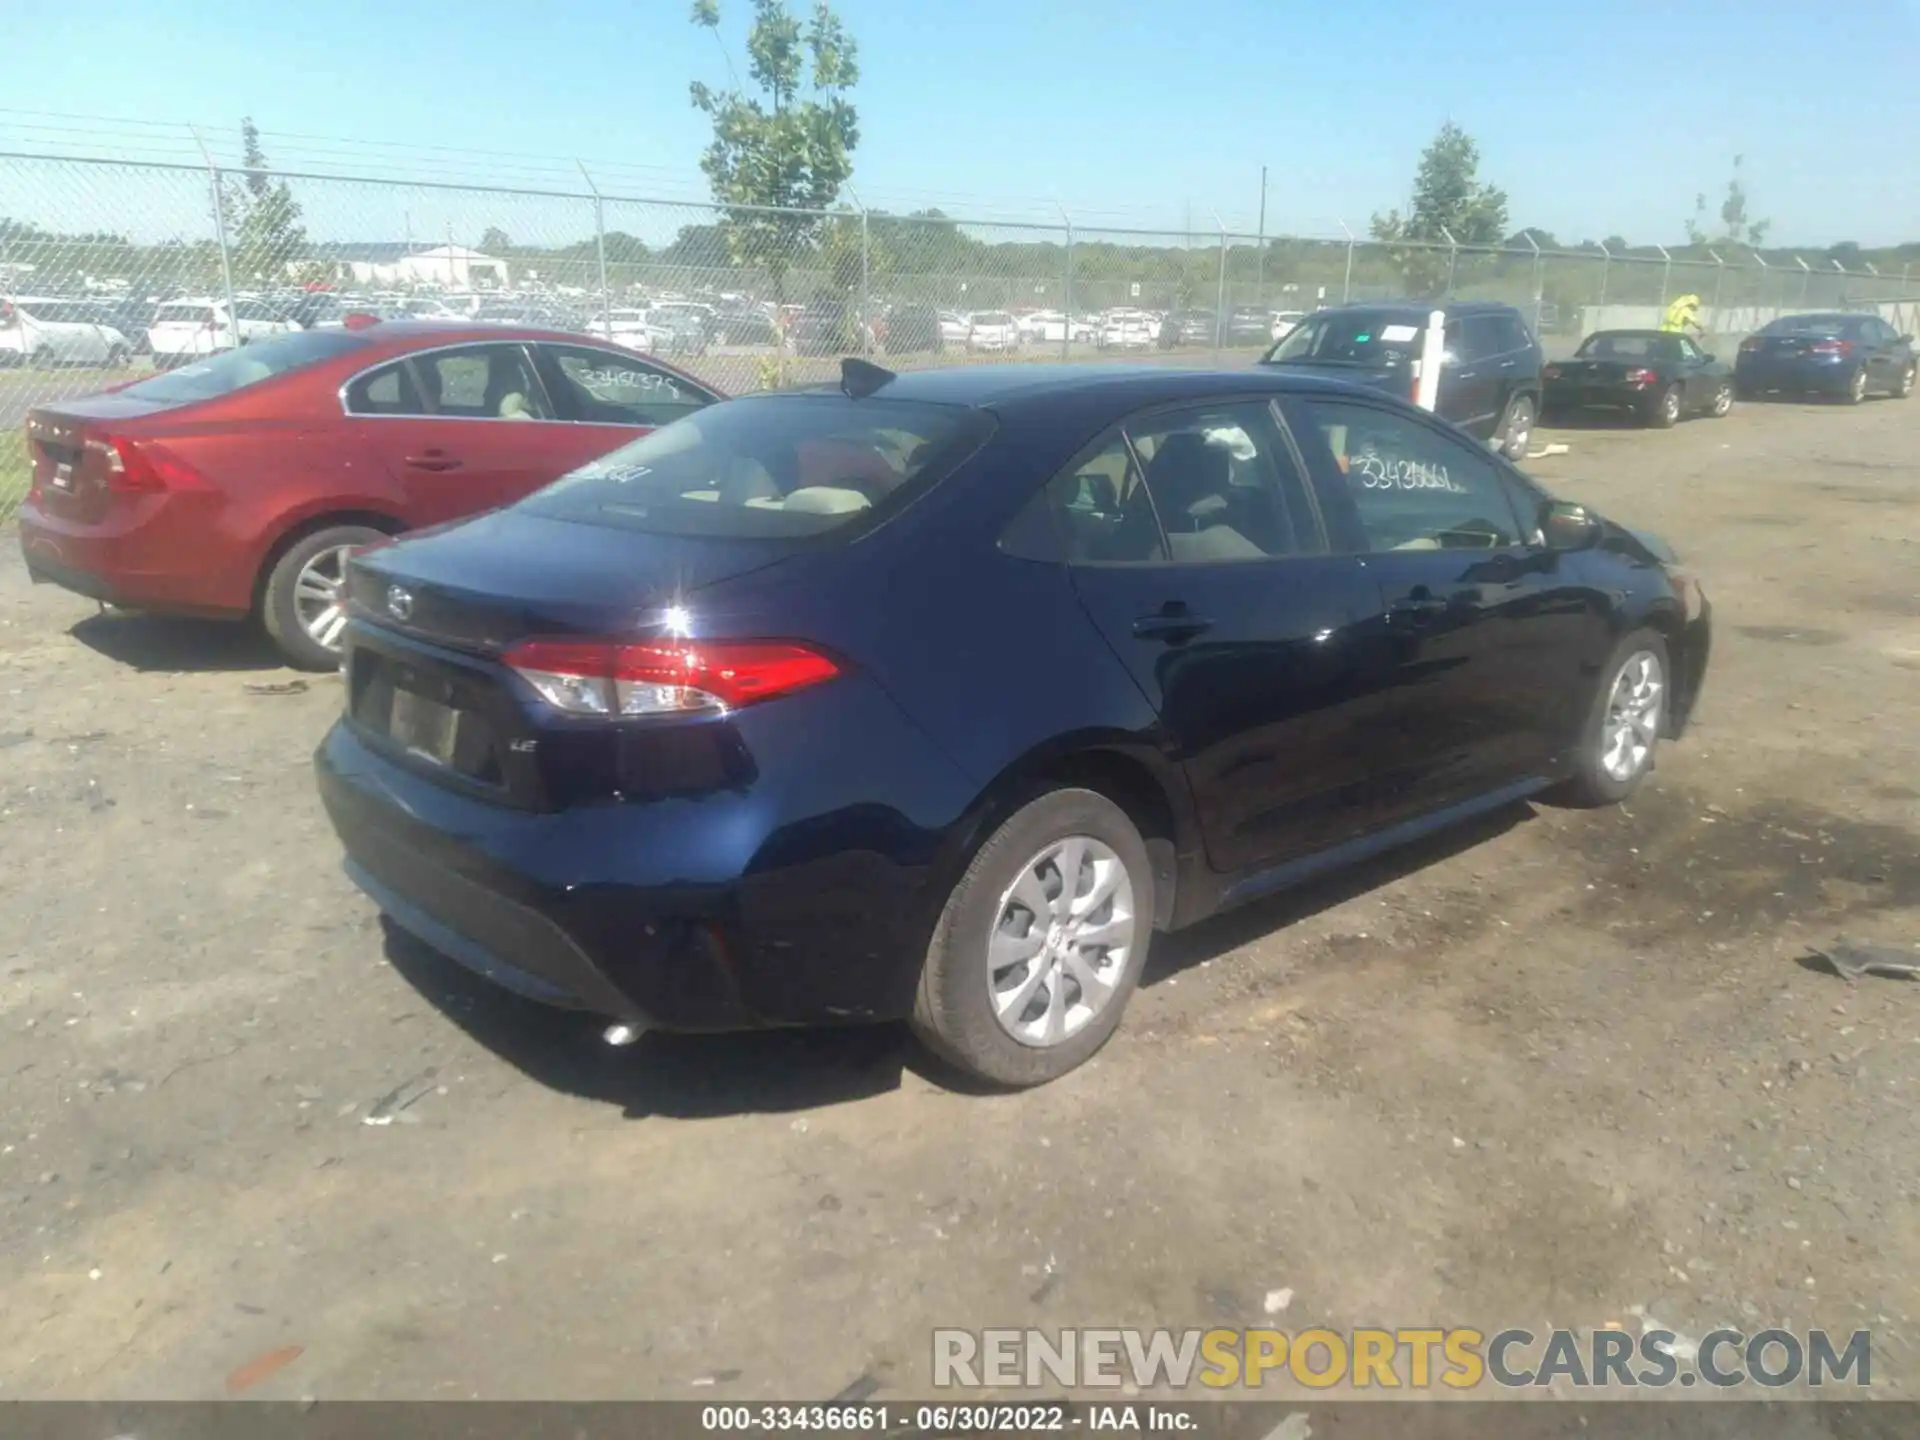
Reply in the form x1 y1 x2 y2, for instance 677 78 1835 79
1316 299 1518 318
1585 329 1670 339
796 362 1366 410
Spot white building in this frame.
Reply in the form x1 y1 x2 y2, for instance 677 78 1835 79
339 244 509 289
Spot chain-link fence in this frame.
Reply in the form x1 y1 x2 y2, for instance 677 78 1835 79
5 149 1919 514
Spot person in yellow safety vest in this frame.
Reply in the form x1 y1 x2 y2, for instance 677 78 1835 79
1661 293 1705 336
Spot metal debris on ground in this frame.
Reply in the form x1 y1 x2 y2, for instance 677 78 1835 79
362 1068 440 1125
1527 442 1571 459
1805 942 1920 983
242 679 310 697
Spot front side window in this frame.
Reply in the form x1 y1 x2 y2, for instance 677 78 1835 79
518 394 992 540
1296 399 1523 553
415 344 552 420
538 344 713 427
1677 337 1706 362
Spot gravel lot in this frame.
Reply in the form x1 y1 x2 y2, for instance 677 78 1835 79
1 388 1917 1403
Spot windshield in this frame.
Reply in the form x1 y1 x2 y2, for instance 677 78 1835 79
1265 311 1423 366
1761 314 1850 336
519 394 993 540
154 303 214 323
113 330 370 405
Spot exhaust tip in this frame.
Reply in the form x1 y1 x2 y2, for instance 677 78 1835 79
602 1022 644 1048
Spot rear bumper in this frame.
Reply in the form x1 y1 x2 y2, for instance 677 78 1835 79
1543 380 1658 412
1734 356 1852 393
17 501 253 618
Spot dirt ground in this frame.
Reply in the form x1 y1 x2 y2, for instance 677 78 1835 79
1 387 1917 1404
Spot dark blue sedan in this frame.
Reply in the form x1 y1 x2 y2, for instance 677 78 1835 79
316 360 1711 1087
1734 312 1916 403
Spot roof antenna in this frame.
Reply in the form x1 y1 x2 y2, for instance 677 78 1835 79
840 356 896 399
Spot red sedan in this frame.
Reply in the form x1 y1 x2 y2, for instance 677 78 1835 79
16 319 723 668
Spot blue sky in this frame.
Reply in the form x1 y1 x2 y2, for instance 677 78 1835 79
5 0 1920 246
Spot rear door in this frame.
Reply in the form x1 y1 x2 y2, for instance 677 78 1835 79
1044 397 1394 875
343 341 578 525
1437 315 1503 438
1861 318 1899 388
1283 393 1603 819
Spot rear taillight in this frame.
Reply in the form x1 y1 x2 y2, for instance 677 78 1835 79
88 435 190 494
1811 339 1853 356
1623 367 1658 386
1739 338 1761 353
504 637 841 718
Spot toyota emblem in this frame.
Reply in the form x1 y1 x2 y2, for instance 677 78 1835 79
386 585 415 622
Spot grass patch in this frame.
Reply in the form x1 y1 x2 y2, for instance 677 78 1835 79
0 429 29 522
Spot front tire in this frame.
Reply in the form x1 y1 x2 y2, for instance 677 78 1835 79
261 524 389 672
1709 380 1733 417
1496 392 1536 461
912 788 1153 1088
1895 363 1915 400
1551 630 1670 808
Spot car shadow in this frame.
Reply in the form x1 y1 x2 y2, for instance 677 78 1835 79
379 919 917 1118
67 612 288 673
1539 412 1654 431
1140 801 1535 985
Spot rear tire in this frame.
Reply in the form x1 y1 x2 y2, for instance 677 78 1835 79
1649 383 1682 429
1843 366 1867 405
1548 629 1670 809
261 524 389 672
1496 392 1536 461
911 788 1153 1088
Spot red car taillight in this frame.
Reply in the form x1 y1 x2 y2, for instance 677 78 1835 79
1623 367 1658 386
1810 339 1853 356
504 637 841 718
88 435 195 494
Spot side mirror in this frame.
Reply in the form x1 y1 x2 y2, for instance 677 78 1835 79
1540 500 1601 551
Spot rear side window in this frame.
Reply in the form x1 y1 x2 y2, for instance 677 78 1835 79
114 330 371 405
345 362 426 416
518 394 993 540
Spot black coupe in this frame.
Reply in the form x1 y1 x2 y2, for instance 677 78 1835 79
1543 330 1734 428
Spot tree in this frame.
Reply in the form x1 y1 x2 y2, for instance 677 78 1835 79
233 118 307 278
1685 155 1770 249
1370 122 1509 296
479 226 514 255
688 0 860 304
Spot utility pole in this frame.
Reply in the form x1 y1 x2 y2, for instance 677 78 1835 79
1255 165 1268 303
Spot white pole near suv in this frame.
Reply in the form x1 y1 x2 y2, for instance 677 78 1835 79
148 298 297 366
0 297 132 367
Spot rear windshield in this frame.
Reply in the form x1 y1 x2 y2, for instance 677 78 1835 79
1760 314 1851 336
519 394 993 540
1576 333 1678 359
1264 311 1423 367
114 330 370 405
973 313 1013 326
154 303 215 322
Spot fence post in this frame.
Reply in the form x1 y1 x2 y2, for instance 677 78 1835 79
577 161 611 342
1058 205 1073 362
859 204 871 357
1441 226 1459 298
1752 253 1772 321
1210 209 1227 359
1597 241 1611 309
190 126 241 348
1655 245 1671 313
1796 256 1811 305
1339 220 1355 304
1522 231 1542 333
1254 165 1268 306
1708 249 1724 327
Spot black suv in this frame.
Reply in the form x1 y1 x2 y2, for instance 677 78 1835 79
1258 300 1544 461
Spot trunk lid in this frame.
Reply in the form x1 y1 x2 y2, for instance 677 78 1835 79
346 508 804 654
24 397 183 523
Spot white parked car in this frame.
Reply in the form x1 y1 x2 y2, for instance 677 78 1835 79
1098 310 1158 350
1017 311 1099 345
966 311 1020 352
938 311 970 345
148 298 297 364
1270 310 1308 343
589 308 667 352
0 296 133 367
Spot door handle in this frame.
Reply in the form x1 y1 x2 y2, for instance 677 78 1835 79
404 451 462 472
1387 590 1450 620
1132 603 1214 643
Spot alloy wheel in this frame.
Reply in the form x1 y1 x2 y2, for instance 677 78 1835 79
1600 650 1665 783
1900 365 1915 398
1662 387 1682 424
292 545 356 653
987 835 1137 1048
1501 397 1534 460
1848 368 1867 403
1712 383 1733 416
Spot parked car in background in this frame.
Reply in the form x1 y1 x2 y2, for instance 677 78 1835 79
710 304 780 348
966 311 1020 353
1098 310 1158 350
1160 310 1220 348
1260 301 1544 461
589 308 667 352
1734 312 1916 404
315 358 1709 1088
16 321 723 669
1543 330 1733 427
0 296 134 367
89 298 157 356
938 311 970 346
1269 310 1307 343
881 304 943 355
1226 309 1272 346
473 300 574 330
1015 311 1097 345
148 298 298 365
647 306 711 357
790 299 864 357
